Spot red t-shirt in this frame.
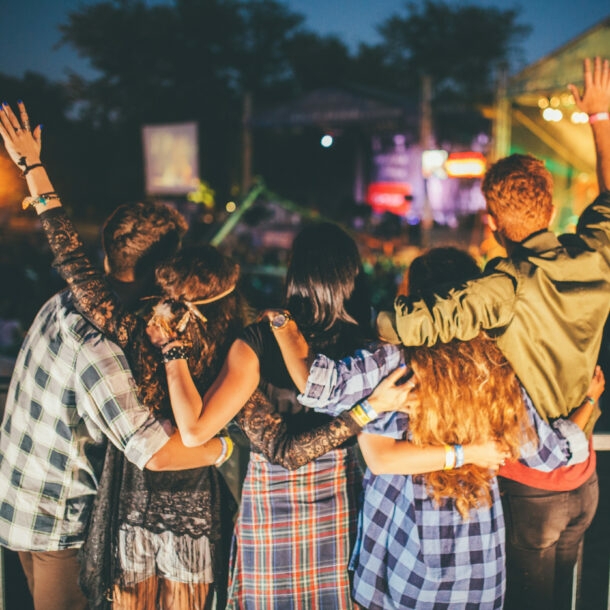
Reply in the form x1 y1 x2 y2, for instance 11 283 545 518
498 438 596 491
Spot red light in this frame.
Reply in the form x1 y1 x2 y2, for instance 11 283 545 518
366 182 411 216
445 152 486 178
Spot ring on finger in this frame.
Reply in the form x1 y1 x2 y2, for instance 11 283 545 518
23 121 31 131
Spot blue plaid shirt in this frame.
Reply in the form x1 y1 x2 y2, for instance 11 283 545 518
299 341 588 609
0 291 170 552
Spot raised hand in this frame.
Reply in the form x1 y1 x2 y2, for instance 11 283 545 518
568 57 610 116
0 101 42 170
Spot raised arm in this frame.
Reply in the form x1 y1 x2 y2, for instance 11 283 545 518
569 57 610 192
0 101 134 346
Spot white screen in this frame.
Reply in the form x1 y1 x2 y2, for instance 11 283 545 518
142 122 199 195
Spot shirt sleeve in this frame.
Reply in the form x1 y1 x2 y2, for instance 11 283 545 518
234 390 362 470
576 191 610 252
378 272 517 347
299 342 404 415
518 390 589 471
39 208 137 348
76 335 170 470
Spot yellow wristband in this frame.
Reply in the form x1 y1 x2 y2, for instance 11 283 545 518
443 444 456 470
351 403 373 427
215 435 234 467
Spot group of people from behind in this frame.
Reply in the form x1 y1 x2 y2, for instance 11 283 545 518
0 56 608 610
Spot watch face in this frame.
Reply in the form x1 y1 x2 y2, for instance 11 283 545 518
271 313 288 329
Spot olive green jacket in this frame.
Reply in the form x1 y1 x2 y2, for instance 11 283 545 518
378 191 610 433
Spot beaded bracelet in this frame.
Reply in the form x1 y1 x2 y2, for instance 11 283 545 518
22 191 60 210
215 435 234 467
161 345 189 363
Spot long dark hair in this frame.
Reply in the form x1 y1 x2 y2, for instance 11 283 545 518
285 222 372 359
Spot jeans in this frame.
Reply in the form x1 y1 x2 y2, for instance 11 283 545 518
499 471 599 610
18 548 89 610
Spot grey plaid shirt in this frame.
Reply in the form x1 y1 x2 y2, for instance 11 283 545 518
0 290 169 551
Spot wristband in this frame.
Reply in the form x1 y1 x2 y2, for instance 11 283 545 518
215 435 234 467
23 162 44 176
22 191 60 210
351 403 374 427
160 339 190 352
585 395 596 405
359 400 379 421
161 345 189 363
589 112 609 124
443 444 456 470
454 444 465 468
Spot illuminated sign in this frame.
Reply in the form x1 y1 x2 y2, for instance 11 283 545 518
444 152 486 178
366 182 412 216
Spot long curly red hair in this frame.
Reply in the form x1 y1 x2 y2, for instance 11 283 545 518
405 247 534 519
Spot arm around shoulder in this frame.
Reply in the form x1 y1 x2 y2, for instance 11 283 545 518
379 273 516 346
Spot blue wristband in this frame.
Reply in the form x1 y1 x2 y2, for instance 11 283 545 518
359 400 379 421
454 444 464 468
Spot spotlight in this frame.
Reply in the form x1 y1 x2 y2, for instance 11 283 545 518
321 134 334 148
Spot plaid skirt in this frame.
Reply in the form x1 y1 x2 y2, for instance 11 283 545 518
226 447 361 609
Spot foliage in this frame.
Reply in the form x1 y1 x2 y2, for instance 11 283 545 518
377 0 530 100
374 0 530 142
0 0 531 216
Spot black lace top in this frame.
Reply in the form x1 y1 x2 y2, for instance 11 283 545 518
38 207 364 605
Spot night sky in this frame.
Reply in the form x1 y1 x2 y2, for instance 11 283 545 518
0 0 608 81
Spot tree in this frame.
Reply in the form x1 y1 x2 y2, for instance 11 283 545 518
375 0 530 142
58 0 353 208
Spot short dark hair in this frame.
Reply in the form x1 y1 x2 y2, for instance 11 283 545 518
408 247 481 297
102 201 188 278
482 154 554 243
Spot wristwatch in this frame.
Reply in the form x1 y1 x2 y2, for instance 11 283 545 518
269 311 291 330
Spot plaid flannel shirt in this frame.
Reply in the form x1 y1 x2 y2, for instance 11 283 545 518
0 291 169 551
299 341 588 609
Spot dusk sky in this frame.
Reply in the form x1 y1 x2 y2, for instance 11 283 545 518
0 0 608 81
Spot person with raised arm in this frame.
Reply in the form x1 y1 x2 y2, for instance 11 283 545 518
371 57 610 610
0 105 230 610
267 245 599 609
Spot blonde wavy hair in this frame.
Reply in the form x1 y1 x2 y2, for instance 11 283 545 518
405 247 534 519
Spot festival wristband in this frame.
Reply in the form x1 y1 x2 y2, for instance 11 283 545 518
454 444 465 468
22 191 60 210
443 444 456 470
215 435 234 467
350 403 375 427
589 112 610 124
